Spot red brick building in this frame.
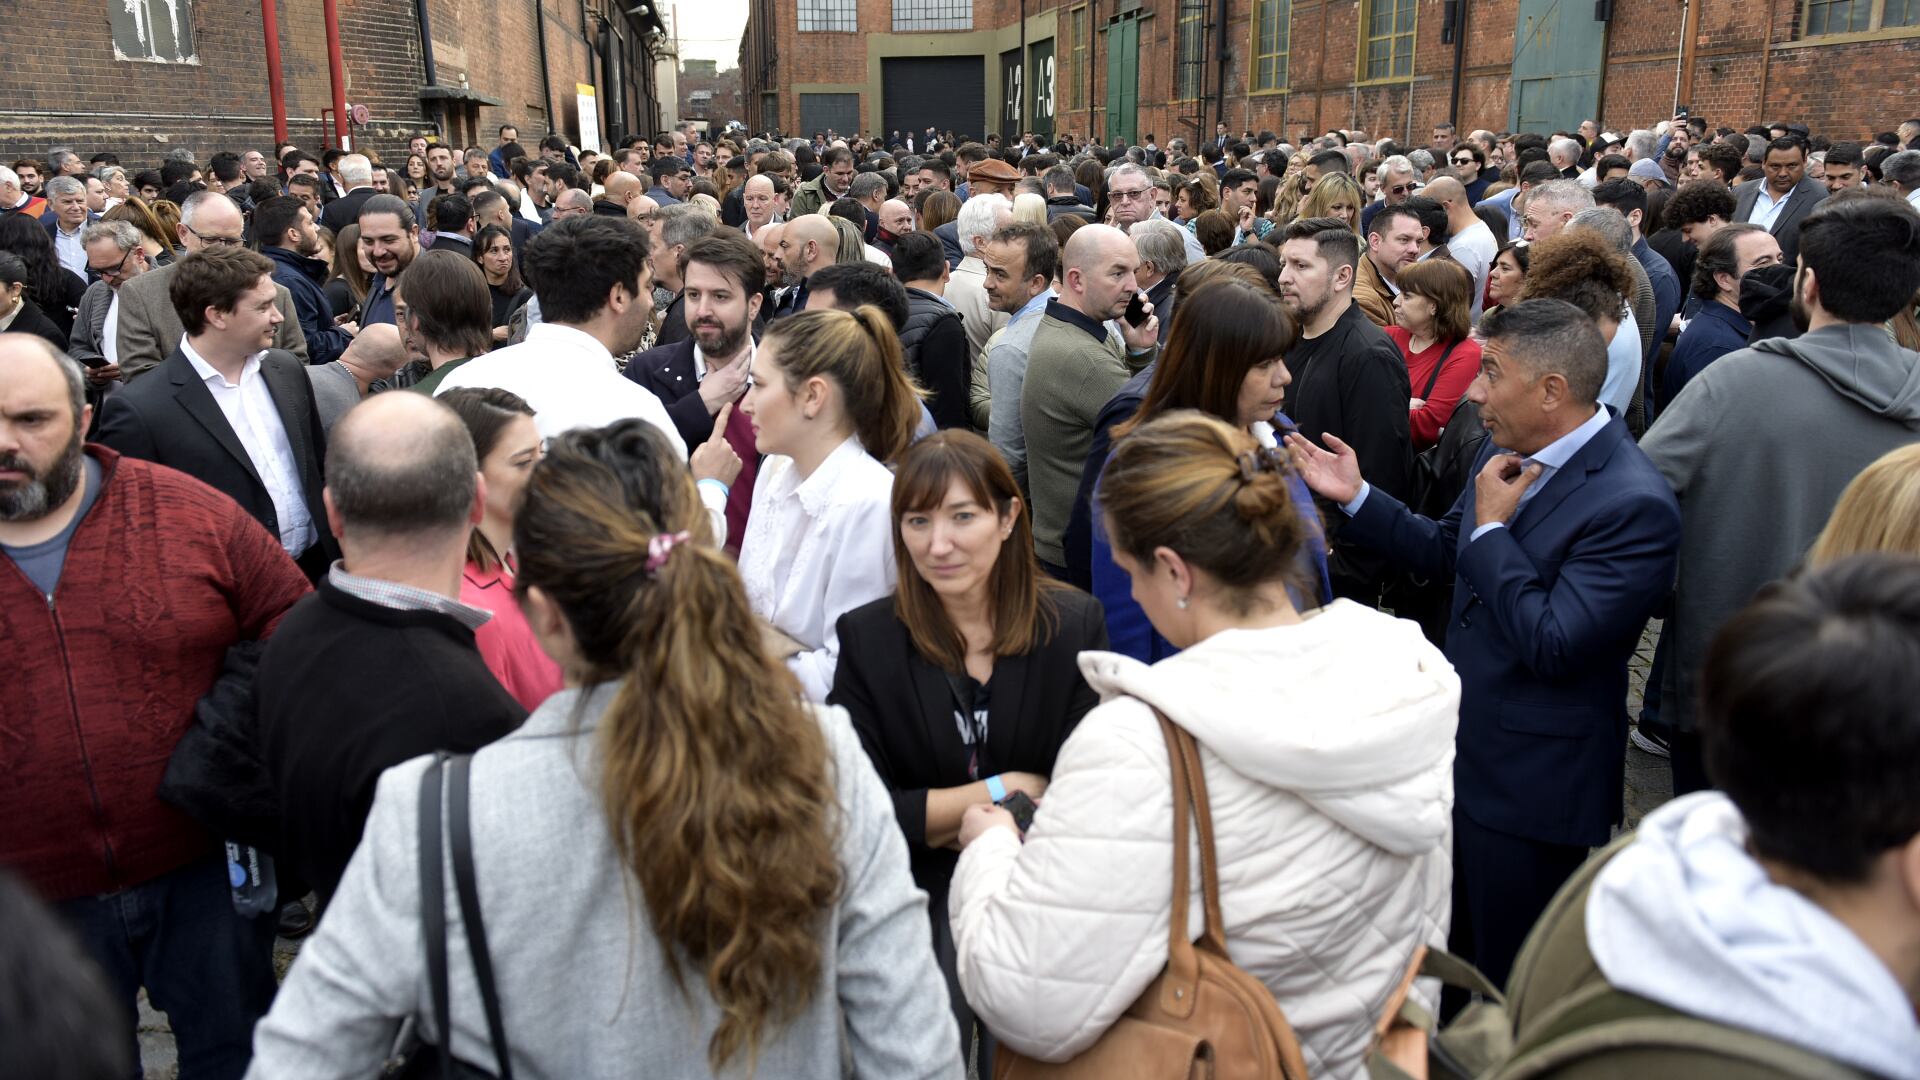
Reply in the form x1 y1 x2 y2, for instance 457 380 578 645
741 0 1920 147
680 59 747 127
0 0 676 166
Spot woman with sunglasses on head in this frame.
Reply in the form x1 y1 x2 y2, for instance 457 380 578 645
831 430 1106 1071
249 419 964 1078
738 305 925 701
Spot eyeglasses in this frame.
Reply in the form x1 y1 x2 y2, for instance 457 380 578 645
86 248 136 284
184 224 245 248
1387 184 1412 195
1108 186 1151 202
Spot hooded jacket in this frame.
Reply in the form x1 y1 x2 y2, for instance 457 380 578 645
1588 793 1920 1079
950 601 1458 1078
1641 325 1920 734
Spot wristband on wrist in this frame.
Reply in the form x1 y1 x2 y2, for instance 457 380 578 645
697 477 730 498
985 774 1007 802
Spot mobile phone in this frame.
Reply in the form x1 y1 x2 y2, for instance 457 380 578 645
996 791 1037 833
1123 292 1149 328
1675 104 1690 120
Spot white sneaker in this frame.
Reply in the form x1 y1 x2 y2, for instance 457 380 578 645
1629 727 1671 758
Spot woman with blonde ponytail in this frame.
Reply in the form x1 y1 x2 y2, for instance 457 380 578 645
948 411 1458 1077
738 304 924 701
248 419 963 1079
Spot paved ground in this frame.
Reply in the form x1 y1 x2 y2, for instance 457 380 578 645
140 622 1675 1077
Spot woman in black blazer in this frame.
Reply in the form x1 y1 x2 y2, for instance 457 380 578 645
830 430 1107 1070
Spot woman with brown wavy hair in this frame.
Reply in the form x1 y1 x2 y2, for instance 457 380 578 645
249 419 964 1078
830 430 1107 1070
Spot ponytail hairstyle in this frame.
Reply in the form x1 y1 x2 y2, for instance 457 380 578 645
509 419 841 1073
1098 410 1316 610
760 305 922 464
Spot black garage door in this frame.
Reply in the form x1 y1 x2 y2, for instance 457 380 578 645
883 56 986 143
798 93 861 139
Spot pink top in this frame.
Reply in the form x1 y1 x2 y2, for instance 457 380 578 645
461 561 565 712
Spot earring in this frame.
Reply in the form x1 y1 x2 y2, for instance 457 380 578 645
1176 596 1189 610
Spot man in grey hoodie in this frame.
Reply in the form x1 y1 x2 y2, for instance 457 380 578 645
1583 557 1920 1079
1641 195 1920 793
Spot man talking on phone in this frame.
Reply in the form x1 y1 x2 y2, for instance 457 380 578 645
1019 224 1157 580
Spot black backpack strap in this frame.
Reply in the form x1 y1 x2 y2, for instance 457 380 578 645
448 753 514 1079
417 753 454 1080
1420 338 1461 402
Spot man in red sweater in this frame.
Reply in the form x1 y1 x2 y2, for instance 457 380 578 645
0 333 310 1078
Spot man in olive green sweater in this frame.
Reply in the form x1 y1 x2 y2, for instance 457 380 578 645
1021 224 1160 575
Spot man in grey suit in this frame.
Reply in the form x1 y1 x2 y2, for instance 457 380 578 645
69 221 156 400
1732 137 1828 268
112 191 307 380
96 245 337 579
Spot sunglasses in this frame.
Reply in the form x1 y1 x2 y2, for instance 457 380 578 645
1387 184 1412 195
1452 157 1475 165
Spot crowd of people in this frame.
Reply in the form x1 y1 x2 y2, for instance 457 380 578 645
3 106 1920 1080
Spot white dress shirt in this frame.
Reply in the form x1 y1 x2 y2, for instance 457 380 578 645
103 294 121 368
181 341 317 556
1747 184 1796 231
52 221 87 279
1447 219 1498 321
433 322 688 453
738 436 897 702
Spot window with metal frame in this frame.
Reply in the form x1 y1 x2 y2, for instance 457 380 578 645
1361 0 1415 80
798 0 858 33
1176 0 1208 101
1069 6 1089 110
1802 0 1919 34
1251 0 1289 91
893 0 972 32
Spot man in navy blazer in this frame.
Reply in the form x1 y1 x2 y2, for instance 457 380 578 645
1288 298 1680 988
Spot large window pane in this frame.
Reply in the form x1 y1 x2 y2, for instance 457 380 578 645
798 0 857 32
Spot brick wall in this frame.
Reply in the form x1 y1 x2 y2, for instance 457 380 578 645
742 0 1920 145
0 0 665 172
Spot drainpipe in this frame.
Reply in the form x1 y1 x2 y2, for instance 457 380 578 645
1020 0 1028 135
1672 0 1694 113
1757 0 1777 121
535 0 556 131
1446 0 1468 128
260 0 289 145
324 0 351 149
1214 0 1228 129
409 0 441 137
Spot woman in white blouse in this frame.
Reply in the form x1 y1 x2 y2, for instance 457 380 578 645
739 305 924 700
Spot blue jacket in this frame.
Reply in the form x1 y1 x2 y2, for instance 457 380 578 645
262 245 351 366
1660 299 1750 414
1633 236 1683 421
1340 415 1679 848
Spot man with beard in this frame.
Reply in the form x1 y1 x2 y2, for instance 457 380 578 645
756 221 788 310
356 195 420 327
623 231 764 552
1276 216 1412 604
644 203 718 349
769 213 839 319
0 333 309 1080
1641 197 1920 795
413 143 460 227
257 196 357 366
97 245 340 577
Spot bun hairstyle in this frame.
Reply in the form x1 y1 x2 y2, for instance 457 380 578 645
760 305 923 464
1098 410 1317 611
509 419 841 1073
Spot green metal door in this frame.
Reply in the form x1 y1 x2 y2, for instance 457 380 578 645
1508 0 1604 134
1104 18 1139 146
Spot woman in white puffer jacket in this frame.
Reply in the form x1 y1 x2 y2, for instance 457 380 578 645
950 412 1459 1079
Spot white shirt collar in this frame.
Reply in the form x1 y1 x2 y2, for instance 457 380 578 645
789 435 865 517
523 322 615 367
1522 406 1611 470
690 338 754 383
181 339 263 386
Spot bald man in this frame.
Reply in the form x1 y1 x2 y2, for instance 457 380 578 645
254 390 525 900
879 198 915 241
771 214 840 317
304 322 410 434
628 192 659 222
741 173 780 236
600 170 645 216
552 188 594 220
1424 175 1496 318
1020 224 1160 575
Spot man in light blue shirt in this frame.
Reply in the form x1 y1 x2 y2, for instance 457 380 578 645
979 222 1061 494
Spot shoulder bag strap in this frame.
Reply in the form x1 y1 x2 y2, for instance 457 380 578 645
1420 339 1461 402
417 753 454 1080
1163 714 1230 954
1151 708 1202 1019
448 754 515 1079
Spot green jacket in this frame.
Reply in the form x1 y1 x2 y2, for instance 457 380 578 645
787 173 848 219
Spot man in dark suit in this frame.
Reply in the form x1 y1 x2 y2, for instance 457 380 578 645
623 233 761 553
97 246 338 580
1287 298 1681 988
316 154 377 235
1732 137 1827 267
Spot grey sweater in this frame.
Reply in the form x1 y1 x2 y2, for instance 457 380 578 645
1641 324 1920 733
1021 308 1153 566
247 685 965 1080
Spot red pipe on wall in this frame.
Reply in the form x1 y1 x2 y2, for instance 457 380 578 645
324 0 351 150
261 0 290 145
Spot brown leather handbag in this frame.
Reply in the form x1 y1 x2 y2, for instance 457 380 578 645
992 709 1313 1080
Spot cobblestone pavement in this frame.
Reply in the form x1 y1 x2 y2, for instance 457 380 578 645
141 622 1676 1078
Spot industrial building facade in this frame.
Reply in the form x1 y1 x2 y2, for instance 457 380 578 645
1 0 677 165
741 0 1920 147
